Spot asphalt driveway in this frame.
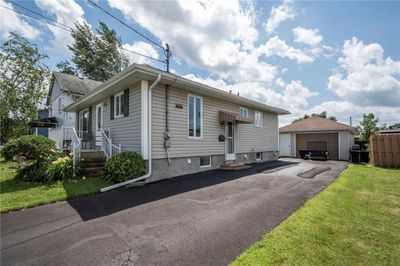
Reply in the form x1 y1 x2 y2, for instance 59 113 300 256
1 159 348 265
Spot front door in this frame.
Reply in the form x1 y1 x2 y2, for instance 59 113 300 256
225 122 235 161
95 104 103 147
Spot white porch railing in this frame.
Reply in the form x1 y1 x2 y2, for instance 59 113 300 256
101 129 121 159
62 126 81 177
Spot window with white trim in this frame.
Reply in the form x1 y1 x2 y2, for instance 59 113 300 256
256 152 262 161
200 155 211 167
255 111 263 127
114 92 124 118
188 94 202 138
239 107 248 118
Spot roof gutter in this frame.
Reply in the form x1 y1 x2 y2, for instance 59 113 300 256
100 73 162 192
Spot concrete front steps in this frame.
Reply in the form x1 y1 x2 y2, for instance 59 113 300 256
80 150 106 177
220 161 251 171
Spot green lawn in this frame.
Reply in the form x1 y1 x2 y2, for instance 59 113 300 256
231 165 400 266
0 159 111 213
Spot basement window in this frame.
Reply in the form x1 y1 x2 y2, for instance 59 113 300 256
200 155 211 167
256 152 262 161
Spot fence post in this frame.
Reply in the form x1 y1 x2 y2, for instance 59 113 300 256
119 143 121 153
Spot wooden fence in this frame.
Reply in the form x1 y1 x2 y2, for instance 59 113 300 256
370 134 400 168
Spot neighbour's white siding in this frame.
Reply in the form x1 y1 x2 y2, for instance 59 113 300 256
48 80 77 147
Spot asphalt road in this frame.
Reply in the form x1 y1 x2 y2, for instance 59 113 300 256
1 159 348 265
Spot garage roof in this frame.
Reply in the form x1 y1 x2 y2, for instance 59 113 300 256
280 117 358 134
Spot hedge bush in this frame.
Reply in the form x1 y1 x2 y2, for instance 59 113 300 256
1 135 78 183
1 135 56 161
102 151 146 183
15 154 77 183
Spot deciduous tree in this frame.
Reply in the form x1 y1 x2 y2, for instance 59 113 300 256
0 32 50 143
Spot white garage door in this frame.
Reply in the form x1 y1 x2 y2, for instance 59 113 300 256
279 133 292 157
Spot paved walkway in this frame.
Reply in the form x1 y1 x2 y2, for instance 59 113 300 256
1 159 348 265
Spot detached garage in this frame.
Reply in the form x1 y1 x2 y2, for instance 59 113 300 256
279 117 358 160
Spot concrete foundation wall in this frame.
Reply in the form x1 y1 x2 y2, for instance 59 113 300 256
147 151 278 183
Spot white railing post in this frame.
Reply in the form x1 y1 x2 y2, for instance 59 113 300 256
109 139 112 158
119 143 121 153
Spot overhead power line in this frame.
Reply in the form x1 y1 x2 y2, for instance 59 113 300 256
87 0 164 49
1 4 163 63
1 5 72 32
86 0 172 71
8 0 72 31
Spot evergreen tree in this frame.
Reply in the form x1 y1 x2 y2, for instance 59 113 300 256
56 60 77 75
67 21 129 81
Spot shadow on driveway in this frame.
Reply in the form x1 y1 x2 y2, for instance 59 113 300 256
67 160 298 221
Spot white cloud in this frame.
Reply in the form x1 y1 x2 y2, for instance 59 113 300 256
258 36 314 63
292 27 323 46
122 41 160 65
35 0 87 53
184 74 318 114
328 37 400 106
266 0 296 34
0 0 41 40
107 0 277 82
308 101 400 127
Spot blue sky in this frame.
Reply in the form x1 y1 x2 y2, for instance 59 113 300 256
1 0 399 126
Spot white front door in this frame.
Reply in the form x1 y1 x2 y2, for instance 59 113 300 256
225 122 235 161
279 133 291 157
95 104 103 147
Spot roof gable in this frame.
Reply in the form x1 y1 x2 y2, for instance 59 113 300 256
53 72 102 95
280 117 358 134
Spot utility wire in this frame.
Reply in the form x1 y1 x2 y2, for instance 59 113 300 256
87 0 164 50
1 5 72 32
8 0 72 31
1 4 164 63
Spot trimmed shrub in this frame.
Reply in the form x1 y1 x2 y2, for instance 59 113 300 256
1 135 57 161
102 151 146 183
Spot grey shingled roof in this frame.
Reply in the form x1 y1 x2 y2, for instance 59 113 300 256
280 116 358 134
53 72 102 94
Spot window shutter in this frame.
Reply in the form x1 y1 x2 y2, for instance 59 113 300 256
124 89 129 117
110 95 114 120
88 106 92 133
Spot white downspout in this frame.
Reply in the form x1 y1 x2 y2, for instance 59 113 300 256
100 74 162 192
